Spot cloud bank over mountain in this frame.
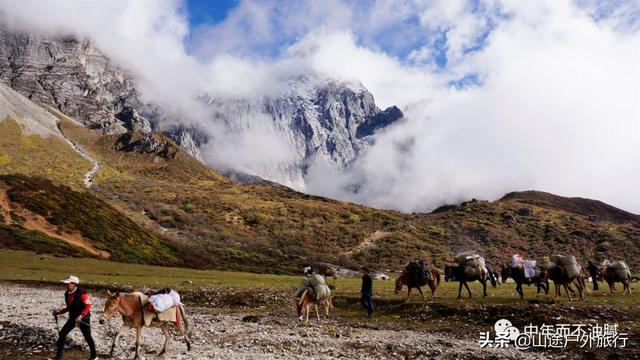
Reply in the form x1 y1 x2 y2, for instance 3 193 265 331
1 0 638 213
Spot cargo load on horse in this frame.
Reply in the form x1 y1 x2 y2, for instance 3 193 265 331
454 250 488 278
510 254 537 279
502 255 548 298
445 251 495 298
405 260 430 283
602 260 631 279
599 260 632 294
550 255 581 279
148 288 182 312
294 270 331 303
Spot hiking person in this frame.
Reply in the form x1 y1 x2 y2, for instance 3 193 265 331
587 260 599 290
49 275 97 360
360 267 373 317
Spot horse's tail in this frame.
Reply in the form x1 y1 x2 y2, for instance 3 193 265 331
179 305 190 335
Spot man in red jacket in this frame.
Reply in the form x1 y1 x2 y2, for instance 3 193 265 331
49 275 97 360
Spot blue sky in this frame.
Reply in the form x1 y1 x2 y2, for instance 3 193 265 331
181 0 497 76
185 0 238 27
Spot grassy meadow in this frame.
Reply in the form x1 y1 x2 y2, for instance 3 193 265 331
2 249 638 309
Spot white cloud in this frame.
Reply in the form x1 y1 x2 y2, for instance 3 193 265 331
305 0 640 213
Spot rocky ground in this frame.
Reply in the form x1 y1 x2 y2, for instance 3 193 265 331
0 282 636 359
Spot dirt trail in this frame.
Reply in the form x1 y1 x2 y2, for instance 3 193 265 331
344 230 389 257
21 213 110 258
55 121 100 188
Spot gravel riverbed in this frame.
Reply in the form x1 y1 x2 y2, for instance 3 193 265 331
0 282 608 359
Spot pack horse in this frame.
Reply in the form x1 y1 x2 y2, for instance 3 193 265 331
100 290 191 359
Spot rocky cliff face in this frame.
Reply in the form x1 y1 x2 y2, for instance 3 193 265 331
203 78 404 187
0 29 149 133
0 27 403 188
0 27 207 161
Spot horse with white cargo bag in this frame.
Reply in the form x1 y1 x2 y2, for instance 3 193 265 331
599 260 632 295
540 255 585 301
100 289 191 359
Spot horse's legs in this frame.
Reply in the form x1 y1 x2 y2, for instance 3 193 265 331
109 324 127 358
315 304 320 321
563 283 573 301
429 281 436 298
159 323 170 356
480 279 486 298
538 281 548 295
516 282 523 299
578 278 585 300
405 287 412 302
416 287 426 301
133 327 143 359
457 281 463 299
464 281 472 298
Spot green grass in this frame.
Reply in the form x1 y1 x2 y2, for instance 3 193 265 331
0 118 91 189
0 249 300 289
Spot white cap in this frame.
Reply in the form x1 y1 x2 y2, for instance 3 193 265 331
61 275 80 284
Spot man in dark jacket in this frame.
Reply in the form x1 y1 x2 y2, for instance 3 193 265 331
587 261 599 290
49 275 97 360
360 267 373 317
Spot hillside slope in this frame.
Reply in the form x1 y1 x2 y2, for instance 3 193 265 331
55 116 640 272
0 174 183 266
500 191 640 223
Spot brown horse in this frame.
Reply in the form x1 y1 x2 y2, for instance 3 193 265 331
394 269 440 302
296 289 333 324
598 267 632 295
100 291 191 359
